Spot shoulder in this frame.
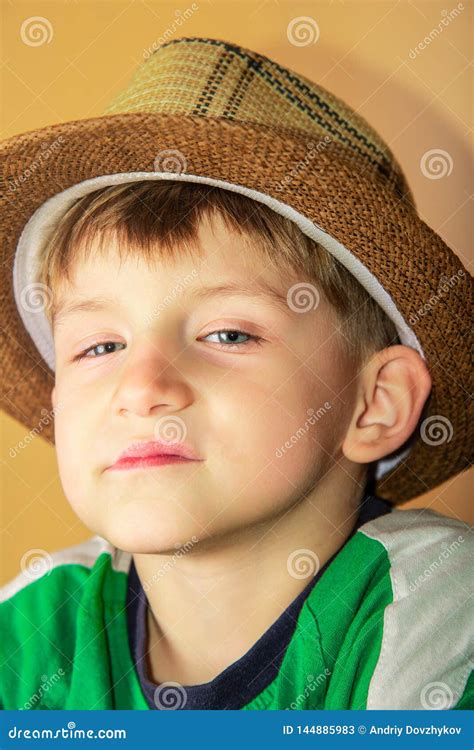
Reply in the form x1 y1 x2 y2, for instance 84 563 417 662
0 534 131 627
0 535 128 606
0 536 130 709
356 507 474 709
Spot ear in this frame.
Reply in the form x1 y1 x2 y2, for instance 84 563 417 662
342 345 432 465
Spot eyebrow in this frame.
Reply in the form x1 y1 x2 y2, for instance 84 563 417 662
52 281 293 327
188 281 292 314
52 296 119 328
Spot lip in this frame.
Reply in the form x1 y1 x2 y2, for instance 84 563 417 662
108 454 199 471
106 440 203 471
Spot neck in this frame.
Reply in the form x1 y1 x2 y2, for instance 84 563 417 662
133 469 365 686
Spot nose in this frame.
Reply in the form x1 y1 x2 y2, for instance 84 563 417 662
111 342 194 418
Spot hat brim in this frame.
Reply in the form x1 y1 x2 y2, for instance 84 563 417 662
1 111 472 503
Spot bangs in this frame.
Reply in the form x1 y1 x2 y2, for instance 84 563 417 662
41 180 309 294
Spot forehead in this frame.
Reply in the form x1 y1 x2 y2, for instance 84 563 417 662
64 211 294 284
52 214 300 325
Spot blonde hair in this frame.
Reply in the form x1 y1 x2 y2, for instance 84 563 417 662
37 180 399 364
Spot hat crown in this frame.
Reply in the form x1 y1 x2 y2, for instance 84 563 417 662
104 36 413 204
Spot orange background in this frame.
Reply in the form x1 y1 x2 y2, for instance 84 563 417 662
1 0 472 584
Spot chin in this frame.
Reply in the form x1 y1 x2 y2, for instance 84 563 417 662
100 513 203 556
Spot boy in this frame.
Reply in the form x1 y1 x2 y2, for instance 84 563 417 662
0 37 472 710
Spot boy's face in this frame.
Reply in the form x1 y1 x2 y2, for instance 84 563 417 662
51 213 361 553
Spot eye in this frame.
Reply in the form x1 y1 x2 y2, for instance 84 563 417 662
73 329 263 362
201 329 263 349
74 341 126 361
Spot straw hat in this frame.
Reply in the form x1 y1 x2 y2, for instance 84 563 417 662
1 36 472 504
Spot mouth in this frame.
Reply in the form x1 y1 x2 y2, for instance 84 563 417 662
106 454 200 471
105 439 203 472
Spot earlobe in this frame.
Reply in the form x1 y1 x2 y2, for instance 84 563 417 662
342 345 432 465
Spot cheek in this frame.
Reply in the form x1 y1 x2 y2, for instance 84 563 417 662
205 387 326 529
257 394 330 486
228 371 346 520
53 404 96 514
209 368 331 485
